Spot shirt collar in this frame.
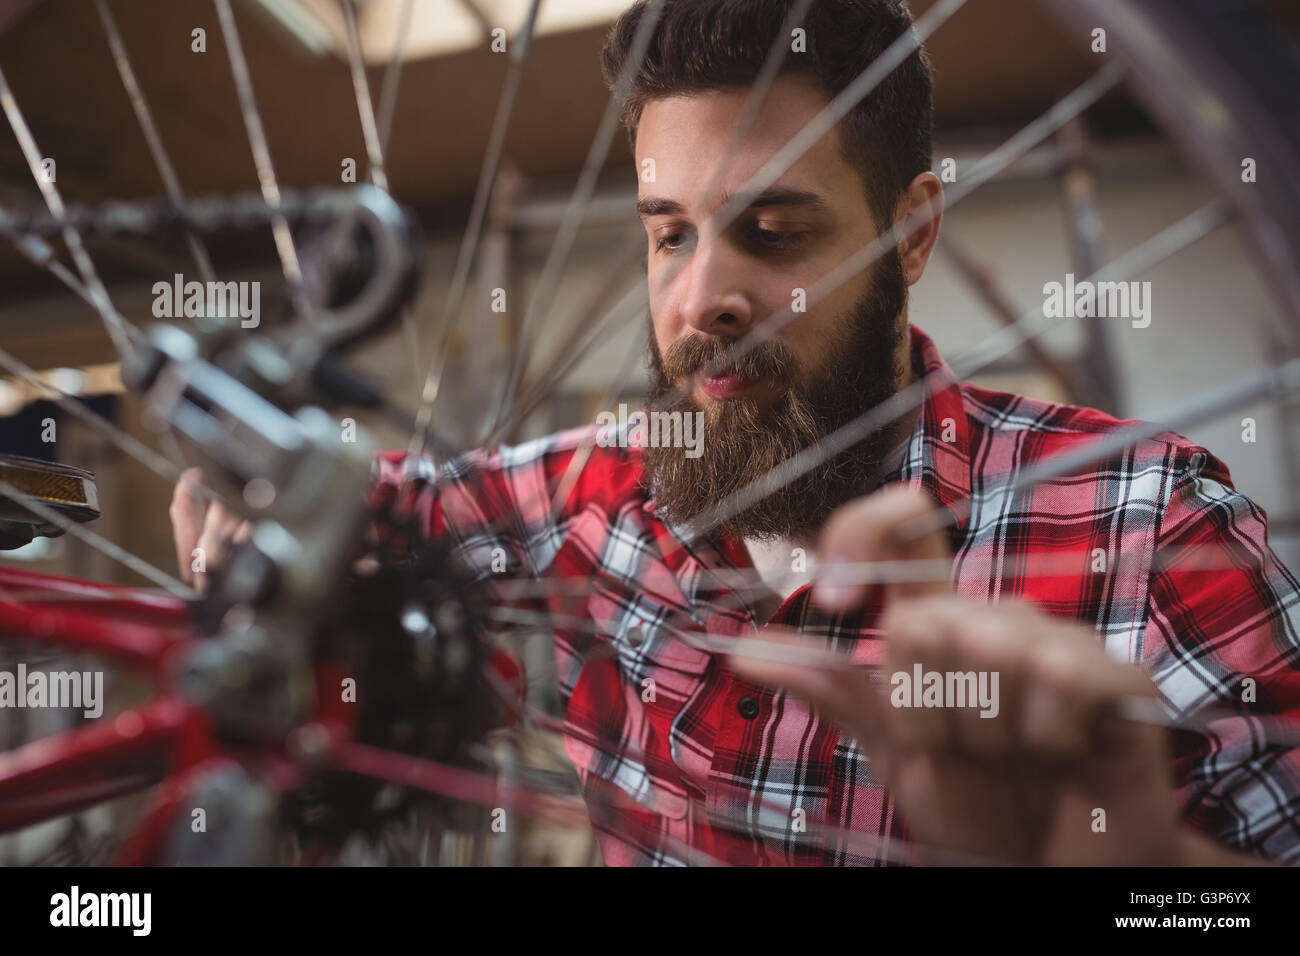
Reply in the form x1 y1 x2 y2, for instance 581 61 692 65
895 323 974 541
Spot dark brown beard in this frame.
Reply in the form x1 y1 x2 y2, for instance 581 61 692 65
641 248 909 541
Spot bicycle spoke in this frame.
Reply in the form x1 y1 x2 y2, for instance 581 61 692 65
496 584 1300 785
44 0 227 476
408 280 651 581
0 587 175 605
338 0 431 404
375 0 415 154
679 200 1229 545
0 344 234 514
94 0 215 284
211 0 315 327
694 0 817 213
0 350 174 482
0 479 194 597
900 353 1300 543
486 62 1125 453
335 738 734 866
554 685 1022 866
544 333 647 524
478 0 810 447
707 0 968 244
509 231 647 412
657 63 1126 422
2 0 1295 871
488 602 874 669
425 0 973 592
487 275 648 448
483 0 666 438
488 0 970 441
0 66 133 357
339 0 388 193
409 0 545 455
8 231 116 314
486 539 1282 604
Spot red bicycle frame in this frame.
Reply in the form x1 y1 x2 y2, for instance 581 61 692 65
0 564 557 866
0 565 209 862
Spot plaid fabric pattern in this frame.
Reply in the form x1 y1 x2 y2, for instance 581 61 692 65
372 324 1300 865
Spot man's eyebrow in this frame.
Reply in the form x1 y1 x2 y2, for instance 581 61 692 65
636 188 829 220
636 197 684 219
734 187 829 213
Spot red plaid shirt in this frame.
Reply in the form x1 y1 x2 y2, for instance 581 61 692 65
373 325 1300 865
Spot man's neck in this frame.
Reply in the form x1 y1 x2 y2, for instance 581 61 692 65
742 532 819 625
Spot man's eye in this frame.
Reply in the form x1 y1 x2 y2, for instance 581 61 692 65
752 226 809 251
653 230 691 255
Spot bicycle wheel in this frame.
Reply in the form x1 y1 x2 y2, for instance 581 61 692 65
0 0 1298 867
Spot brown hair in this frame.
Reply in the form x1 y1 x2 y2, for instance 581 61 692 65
601 0 934 231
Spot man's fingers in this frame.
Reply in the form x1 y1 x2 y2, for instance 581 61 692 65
727 596 1162 804
945 610 1025 754
169 467 253 596
881 595 1157 761
169 467 209 588
192 508 251 595
1017 627 1157 757
878 596 960 752
813 484 953 611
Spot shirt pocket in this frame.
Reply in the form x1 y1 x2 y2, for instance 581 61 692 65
560 589 713 820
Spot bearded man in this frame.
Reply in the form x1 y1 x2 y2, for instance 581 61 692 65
172 0 1300 866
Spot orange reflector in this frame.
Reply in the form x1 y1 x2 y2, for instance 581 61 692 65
0 465 87 505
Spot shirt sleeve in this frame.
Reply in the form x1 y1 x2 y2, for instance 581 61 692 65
1143 446 1300 862
368 427 601 583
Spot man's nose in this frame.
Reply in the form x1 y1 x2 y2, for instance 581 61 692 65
678 238 753 338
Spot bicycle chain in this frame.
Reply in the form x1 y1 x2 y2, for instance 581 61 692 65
0 189 364 241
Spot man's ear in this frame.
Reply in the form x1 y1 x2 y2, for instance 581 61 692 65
894 171 944 286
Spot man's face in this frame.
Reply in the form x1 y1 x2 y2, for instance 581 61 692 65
634 74 915 540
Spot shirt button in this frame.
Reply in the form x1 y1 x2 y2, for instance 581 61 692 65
737 696 760 719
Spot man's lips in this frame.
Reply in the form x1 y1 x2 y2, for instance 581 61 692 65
699 373 760 399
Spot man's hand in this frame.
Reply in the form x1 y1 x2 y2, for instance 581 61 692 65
169 467 251 594
729 485 1190 866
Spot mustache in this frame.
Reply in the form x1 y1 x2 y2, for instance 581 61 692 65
658 334 799 387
